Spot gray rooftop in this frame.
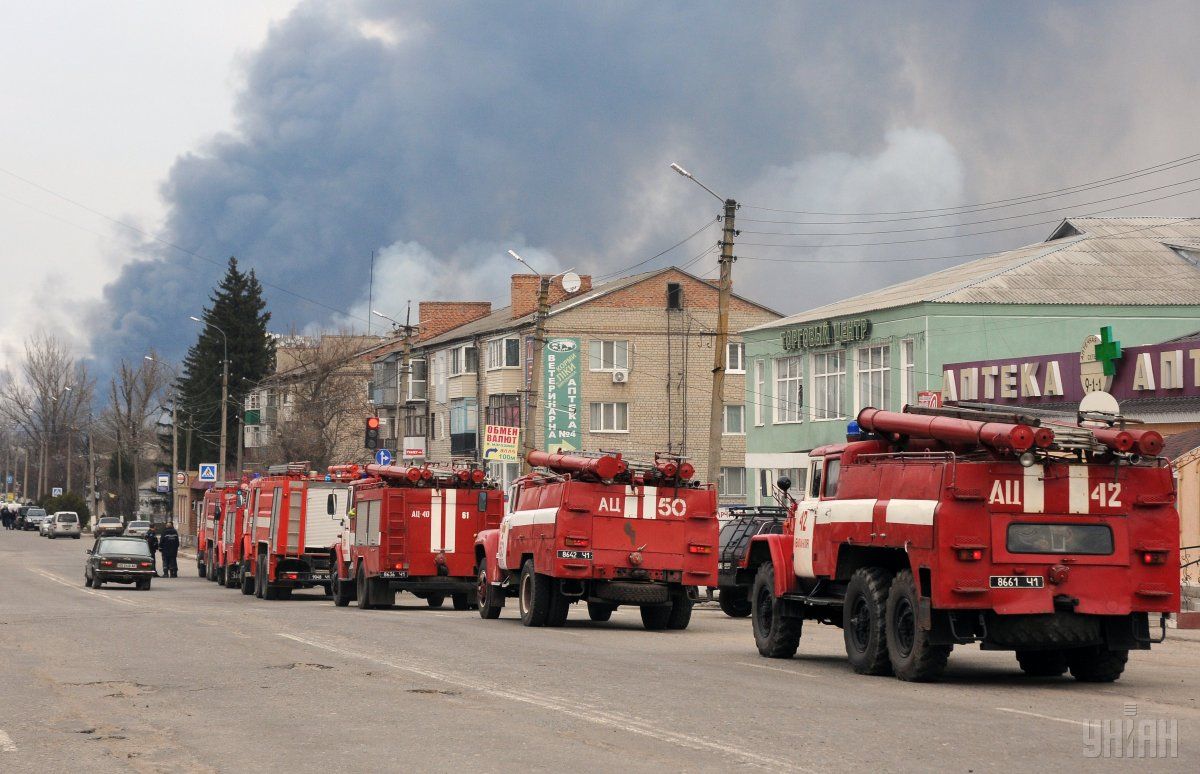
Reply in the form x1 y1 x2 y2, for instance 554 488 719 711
746 217 1200 331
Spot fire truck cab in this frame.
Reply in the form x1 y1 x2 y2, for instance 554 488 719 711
746 404 1179 682
330 463 503 610
242 463 350 600
475 451 719 630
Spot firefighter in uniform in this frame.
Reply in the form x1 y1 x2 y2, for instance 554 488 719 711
146 526 160 576
159 522 180 578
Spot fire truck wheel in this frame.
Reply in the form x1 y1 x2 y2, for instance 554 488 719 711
426 594 446 609
355 563 374 609
751 562 802 658
1015 650 1068 677
254 558 265 598
218 565 227 586
546 585 570 627
477 563 504 619
843 567 893 676
197 561 206 578
885 570 951 682
665 590 694 630
518 559 551 627
451 593 472 611
718 587 752 618
1067 646 1128 683
587 602 615 622
333 571 353 607
240 568 254 595
640 604 671 630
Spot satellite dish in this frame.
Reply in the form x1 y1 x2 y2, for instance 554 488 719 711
561 272 582 293
1079 390 1120 417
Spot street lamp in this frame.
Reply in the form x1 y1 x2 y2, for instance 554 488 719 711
189 315 230 482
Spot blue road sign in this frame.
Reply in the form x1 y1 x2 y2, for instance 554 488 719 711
374 449 393 465
198 463 217 482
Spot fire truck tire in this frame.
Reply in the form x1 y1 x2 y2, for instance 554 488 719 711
518 560 551 627
207 553 217 582
451 593 472 611
751 562 802 658
718 587 752 618
240 568 254 595
218 564 227 586
885 570 951 682
254 558 265 598
640 605 671 630
477 563 504 619
426 594 446 609
1067 646 1128 683
587 602 615 622
355 564 374 609
333 570 353 607
843 567 893 676
546 586 570 627
1015 650 1068 677
197 561 206 578
665 590 694 630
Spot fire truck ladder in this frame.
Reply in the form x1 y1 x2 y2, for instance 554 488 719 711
907 403 1106 454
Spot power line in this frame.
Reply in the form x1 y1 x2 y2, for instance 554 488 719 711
595 217 720 280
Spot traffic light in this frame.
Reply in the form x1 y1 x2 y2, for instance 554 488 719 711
364 416 381 450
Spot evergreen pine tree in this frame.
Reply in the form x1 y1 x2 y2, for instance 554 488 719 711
177 257 275 473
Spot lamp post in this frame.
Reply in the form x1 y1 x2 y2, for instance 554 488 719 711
190 316 229 482
670 163 737 491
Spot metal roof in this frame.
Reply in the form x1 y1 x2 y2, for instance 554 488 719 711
747 217 1200 331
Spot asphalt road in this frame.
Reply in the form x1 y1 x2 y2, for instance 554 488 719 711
1 530 1197 773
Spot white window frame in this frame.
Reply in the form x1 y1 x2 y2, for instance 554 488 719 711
810 350 845 421
726 342 745 374
753 359 766 426
773 356 804 424
900 339 915 409
450 344 477 376
589 401 629 433
486 337 520 370
856 344 892 413
723 404 745 435
407 358 427 401
718 467 747 499
589 340 630 372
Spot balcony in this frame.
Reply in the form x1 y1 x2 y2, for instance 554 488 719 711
450 432 477 457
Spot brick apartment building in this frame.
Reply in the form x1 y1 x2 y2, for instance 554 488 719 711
369 267 780 502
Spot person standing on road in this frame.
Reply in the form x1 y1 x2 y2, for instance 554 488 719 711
146 525 160 576
159 522 180 578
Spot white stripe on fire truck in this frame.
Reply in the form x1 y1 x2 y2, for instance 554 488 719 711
817 499 876 524
884 499 937 525
1068 466 1089 514
430 490 443 552
504 507 559 528
624 486 639 519
1023 467 1044 514
642 486 658 520
444 488 456 553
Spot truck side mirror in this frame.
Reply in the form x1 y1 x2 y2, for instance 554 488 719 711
327 493 337 516
777 476 792 492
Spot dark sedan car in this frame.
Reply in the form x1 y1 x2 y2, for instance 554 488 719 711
85 537 156 590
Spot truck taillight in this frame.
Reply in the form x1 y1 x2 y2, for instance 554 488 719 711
1142 551 1167 565
956 548 984 561
688 544 712 555
285 572 298 580
564 536 589 547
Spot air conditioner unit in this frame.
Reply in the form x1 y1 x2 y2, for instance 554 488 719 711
612 370 629 384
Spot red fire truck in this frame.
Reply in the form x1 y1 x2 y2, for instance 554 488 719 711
195 484 230 579
217 484 250 588
240 463 350 600
746 404 1179 682
330 463 503 610
474 451 719 630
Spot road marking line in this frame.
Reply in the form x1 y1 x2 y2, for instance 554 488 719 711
993 707 1090 727
735 661 819 678
0 730 17 752
30 569 141 607
279 632 810 772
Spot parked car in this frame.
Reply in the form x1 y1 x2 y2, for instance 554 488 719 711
48 511 82 539
715 504 787 617
39 512 56 536
93 517 125 537
84 537 155 590
124 520 152 538
20 507 47 531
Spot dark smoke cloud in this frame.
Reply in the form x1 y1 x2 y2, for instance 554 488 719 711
90 0 1200 369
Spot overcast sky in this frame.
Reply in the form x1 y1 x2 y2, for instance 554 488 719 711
2 0 1199 377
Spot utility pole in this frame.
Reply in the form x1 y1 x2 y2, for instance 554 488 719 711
171 399 179 518
707 197 737 488
65 429 73 493
511 251 553 475
219 356 229 483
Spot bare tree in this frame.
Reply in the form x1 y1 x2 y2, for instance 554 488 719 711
100 354 170 516
0 332 95 499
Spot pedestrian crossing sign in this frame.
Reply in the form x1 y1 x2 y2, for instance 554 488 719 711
199 464 217 482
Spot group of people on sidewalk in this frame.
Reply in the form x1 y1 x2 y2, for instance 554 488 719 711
146 522 181 577
0 505 18 529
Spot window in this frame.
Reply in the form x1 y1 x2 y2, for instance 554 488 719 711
753 359 766 426
809 461 823 498
666 282 683 310
245 391 261 411
900 339 916 408
487 337 520 369
407 358 427 401
450 397 478 456
450 345 478 376
823 459 841 498
487 461 521 491
718 467 747 499
856 344 891 412
1007 523 1114 555
486 394 521 427
774 356 804 423
433 351 448 404
723 404 745 434
726 342 745 373
810 351 845 420
429 412 439 440
589 340 629 371
758 469 772 498
589 402 629 432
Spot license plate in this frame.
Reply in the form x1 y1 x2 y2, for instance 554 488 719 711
117 563 138 569
990 575 1044 589
379 571 407 578
312 573 329 579
557 550 593 560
